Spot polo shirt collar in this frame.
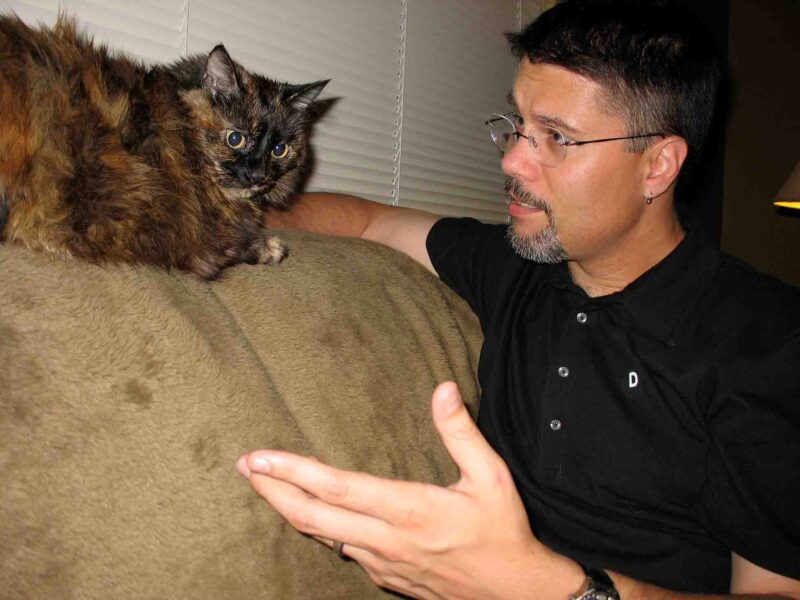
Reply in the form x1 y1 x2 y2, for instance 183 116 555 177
541 219 720 346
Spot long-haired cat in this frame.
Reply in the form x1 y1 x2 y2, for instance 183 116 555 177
0 14 328 279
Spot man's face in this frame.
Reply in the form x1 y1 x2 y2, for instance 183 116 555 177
502 60 648 264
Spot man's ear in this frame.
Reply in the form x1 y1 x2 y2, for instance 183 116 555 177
644 136 688 198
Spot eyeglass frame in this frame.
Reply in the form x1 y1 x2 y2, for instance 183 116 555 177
485 112 665 162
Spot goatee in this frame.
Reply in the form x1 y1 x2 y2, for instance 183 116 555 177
504 178 567 264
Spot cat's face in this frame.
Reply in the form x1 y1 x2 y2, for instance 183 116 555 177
182 46 327 208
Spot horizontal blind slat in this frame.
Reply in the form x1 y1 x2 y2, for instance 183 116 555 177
189 1 403 207
3 0 530 224
398 0 519 220
59 0 187 63
1 0 59 25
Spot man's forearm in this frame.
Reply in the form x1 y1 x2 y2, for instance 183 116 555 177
266 191 440 271
266 192 383 238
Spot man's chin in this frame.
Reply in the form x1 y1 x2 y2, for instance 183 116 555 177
506 223 568 264
509 213 546 235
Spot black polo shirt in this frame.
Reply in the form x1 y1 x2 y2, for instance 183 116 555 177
426 216 800 593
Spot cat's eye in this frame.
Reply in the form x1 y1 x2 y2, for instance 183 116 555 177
226 130 246 149
271 142 289 159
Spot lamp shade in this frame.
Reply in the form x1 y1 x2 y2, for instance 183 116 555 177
774 161 800 209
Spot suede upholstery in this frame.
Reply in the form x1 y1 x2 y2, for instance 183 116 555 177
0 230 482 599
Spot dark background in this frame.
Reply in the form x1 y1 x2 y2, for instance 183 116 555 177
672 0 799 285
721 0 799 287
557 0 800 286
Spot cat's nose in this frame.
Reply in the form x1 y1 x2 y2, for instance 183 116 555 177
245 170 262 184
231 163 261 185
246 159 266 183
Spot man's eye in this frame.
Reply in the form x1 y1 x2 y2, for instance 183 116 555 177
547 128 569 146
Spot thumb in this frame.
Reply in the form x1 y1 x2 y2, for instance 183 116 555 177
431 381 505 484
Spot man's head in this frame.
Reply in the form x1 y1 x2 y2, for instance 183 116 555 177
500 0 722 267
508 0 722 167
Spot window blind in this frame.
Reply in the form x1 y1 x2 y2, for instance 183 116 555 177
401 0 518 220
187 0 406 206
60 0 187 64
2 0 59 25
1 0 542 222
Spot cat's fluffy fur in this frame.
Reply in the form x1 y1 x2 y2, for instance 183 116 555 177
0 14 327 278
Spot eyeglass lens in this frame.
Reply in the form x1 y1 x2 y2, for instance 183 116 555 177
488 114 566 167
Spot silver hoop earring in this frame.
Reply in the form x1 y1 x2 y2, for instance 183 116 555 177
645 193 654 205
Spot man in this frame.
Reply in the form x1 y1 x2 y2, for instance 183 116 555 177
237 1 800 598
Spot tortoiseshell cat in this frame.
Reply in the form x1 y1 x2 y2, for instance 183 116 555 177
0 15 328 279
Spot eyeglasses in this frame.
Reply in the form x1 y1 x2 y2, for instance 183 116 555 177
485 112 664 167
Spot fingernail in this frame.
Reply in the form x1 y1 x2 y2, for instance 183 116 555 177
437 383 460 415
236 455 251 479
250 455 272 474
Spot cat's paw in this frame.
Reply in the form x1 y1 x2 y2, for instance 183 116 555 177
258 235 287 265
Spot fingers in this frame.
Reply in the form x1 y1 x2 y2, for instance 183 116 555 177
236 453 251 478
246 469 436 598
242 451 434 527
430 382 509 486
334 544 439 600
246 465 393 555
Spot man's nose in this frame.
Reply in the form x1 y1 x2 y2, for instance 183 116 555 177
501 137 541 181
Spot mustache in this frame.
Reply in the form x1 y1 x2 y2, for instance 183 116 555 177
504 178 552 215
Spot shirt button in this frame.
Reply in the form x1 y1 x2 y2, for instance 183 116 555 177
549 419 562 431
576 312 588 324
557 366 569 378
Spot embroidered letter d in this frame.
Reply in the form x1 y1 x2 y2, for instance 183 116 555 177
628 371 639 388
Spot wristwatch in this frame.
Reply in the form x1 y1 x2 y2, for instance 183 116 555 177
569 563 620 600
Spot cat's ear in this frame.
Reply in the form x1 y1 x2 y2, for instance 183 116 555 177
202 45 241 99
282 80 330 112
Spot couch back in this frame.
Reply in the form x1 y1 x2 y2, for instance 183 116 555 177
0 231 482 599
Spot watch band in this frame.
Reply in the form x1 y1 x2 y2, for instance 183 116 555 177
569 563 620 600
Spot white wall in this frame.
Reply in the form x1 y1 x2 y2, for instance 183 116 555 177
1 0 546 221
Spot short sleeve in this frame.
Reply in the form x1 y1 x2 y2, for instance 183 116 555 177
699 332 800 579
426 217 523 323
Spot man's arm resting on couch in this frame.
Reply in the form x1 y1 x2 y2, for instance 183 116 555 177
268 192 440 274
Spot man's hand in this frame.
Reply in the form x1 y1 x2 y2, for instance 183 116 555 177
237 382 584 600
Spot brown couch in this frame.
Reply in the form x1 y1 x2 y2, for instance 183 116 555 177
0 230 483 599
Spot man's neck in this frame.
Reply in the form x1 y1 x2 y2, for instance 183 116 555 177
567 215 686 298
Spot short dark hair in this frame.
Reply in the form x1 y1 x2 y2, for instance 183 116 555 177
507 0 723 177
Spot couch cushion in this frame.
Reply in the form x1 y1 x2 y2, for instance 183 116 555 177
0 230 482 599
